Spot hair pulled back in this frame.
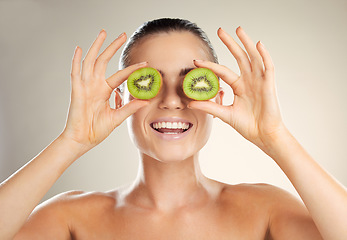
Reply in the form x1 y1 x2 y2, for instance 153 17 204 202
119 18 218 70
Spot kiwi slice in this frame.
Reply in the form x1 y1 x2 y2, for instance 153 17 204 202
127 67 162 99
183 68 219 100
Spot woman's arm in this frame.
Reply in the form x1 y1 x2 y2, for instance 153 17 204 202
0 30 148 240
189 27 347 240
263 127 347 240
0 136 85 240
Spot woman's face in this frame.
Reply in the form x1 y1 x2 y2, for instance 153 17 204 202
125 31 221 162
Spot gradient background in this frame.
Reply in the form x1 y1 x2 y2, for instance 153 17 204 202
0 0 346 202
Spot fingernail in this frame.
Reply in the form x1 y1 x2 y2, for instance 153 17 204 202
217 27 224 36
193 59 203 63
117 32 126 38
99 29 105 35
136 61 148 66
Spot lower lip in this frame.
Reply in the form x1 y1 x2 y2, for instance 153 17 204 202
150 126 192 141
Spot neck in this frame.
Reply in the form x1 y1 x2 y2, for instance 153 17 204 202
123 152 219 212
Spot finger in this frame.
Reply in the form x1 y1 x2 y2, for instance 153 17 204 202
236 27 264 74
256 41 275 76
188 101 231 125
82 30 107 72
193 60 244 95
71 46 82 81
105 61 148 89
217 27 251 73
94 32 127 76
112 99 149 127
70 46 83 98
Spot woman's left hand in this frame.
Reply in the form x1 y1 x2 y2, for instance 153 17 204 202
189 27 286 150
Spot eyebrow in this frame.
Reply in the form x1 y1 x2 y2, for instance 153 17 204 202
157 68 195 77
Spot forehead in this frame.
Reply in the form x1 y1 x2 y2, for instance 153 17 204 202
129 32 210 70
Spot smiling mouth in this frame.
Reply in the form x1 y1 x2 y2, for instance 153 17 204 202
150 121 193 134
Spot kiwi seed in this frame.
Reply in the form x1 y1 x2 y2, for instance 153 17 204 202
127 67 162 99
183 68 219 100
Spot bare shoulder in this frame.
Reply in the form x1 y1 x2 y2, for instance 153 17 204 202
14 190 117 240
33 190 117 215
37 190 119 224
219 183 322 240
54 189 117 207
219 182 299 208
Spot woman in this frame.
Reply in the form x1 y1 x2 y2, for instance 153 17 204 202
1 18 346 239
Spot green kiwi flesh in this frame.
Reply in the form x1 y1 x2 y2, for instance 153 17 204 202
127 67 162 99
183 68 219 100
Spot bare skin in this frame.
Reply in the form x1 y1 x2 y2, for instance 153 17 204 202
0 27 346 240
14 183 320 240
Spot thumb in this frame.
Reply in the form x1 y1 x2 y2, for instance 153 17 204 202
111 99 149 127
188 101 231 124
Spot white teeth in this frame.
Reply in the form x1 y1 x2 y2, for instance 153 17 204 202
152 121 191 130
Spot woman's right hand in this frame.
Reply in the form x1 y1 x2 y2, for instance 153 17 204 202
61 30 148 151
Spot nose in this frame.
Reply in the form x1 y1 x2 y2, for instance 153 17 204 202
158 83 186 110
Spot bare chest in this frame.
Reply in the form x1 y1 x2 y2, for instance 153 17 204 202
70 206 269 240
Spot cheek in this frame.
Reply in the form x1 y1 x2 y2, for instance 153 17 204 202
126 109 147 150
198 114 213 142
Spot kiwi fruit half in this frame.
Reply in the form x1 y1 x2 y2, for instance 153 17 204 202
183 68 219 100
127 67 162 99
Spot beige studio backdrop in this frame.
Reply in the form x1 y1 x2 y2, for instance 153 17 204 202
0 0 346 202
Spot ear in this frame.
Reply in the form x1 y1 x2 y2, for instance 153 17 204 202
212 87 224 118
215 87 224 106
115 88 124 109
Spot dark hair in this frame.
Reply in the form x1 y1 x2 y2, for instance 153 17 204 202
118 18 218 92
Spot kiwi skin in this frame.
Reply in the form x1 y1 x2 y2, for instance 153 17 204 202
183 68 219 100
127 67 162 100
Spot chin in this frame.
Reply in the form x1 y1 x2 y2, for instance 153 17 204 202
136 130 211 164
149 144 199 163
